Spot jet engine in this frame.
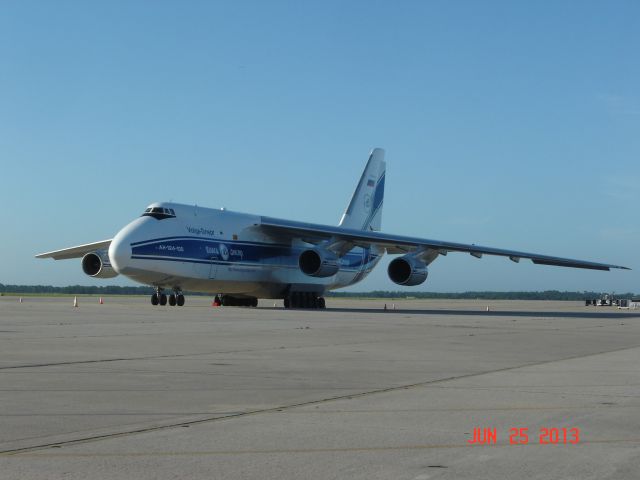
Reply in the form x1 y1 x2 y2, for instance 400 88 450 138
387 255 428 286
82 250 118 279
299 247 340 277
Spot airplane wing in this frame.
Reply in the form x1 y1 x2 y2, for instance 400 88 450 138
258 217 629 271
35 240 113 260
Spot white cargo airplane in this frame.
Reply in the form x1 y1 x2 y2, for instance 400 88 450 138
37 149 628 308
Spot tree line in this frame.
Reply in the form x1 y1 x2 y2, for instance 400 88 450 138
0 284 168 295
0 284 635 300
327 290 638 300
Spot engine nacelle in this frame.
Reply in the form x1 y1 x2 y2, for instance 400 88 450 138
388 255 428 286
82 251 118 279
299 248 340 278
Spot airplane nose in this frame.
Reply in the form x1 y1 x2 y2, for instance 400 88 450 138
109 230 132 274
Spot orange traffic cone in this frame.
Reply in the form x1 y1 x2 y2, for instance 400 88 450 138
99 297 104 305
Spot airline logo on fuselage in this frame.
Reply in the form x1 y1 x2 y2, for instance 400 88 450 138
205 243 244 261
187 226 217 236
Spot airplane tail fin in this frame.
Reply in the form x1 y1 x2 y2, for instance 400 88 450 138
339 148 386 231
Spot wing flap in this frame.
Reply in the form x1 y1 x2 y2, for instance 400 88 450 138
259 217 629 271
35 240 113 260
531 258 611 271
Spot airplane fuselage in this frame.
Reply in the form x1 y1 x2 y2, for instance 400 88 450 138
109 202 383 299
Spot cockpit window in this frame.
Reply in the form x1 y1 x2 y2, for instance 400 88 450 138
141 207 177 220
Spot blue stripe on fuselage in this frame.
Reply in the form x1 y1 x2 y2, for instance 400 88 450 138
130 237 378 271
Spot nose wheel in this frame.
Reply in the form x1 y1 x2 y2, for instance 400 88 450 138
151 288 185 306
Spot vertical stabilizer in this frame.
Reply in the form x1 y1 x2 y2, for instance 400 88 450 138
339 148 386 231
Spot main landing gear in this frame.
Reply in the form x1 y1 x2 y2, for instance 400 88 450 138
151 288 185 307
214 295 258 307
284 292 326 309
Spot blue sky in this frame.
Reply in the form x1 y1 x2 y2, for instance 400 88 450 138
1 1 638 292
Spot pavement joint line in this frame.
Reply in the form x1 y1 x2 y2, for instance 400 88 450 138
2 324 638 371
2 342 639 456
0 338 431 371
7 438 640 458
0 354 205 370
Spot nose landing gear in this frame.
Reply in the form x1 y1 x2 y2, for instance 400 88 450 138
151 288 185 306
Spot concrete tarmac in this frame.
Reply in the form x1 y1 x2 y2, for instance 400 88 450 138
1 296 639 479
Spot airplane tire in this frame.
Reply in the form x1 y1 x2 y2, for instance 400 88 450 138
221 295 233 306
169 294 176 306
151 293 159 306
286 293 326 309
160 294 167 306
177 294 185 306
